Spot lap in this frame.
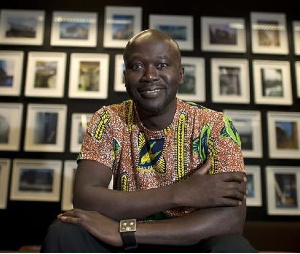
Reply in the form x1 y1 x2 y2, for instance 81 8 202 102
41 220 257 253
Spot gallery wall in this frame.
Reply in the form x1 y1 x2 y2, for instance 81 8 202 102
0 0 300 250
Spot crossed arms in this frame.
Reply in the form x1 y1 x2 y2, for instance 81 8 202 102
58 159 247 247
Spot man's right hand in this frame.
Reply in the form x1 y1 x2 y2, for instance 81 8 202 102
173 160 247 208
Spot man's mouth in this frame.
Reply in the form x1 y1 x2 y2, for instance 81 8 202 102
140 88 163 98
144 89 161 94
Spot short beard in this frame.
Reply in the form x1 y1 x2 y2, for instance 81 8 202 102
135 92 176 116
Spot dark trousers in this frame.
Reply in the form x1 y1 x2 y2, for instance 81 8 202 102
40 220 258 253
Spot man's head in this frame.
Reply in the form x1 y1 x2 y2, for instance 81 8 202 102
123 29 184 117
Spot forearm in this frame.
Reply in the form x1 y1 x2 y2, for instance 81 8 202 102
135 204 246 246
73 184 178 221
73 160 246 221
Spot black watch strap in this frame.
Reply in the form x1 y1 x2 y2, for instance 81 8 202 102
120 231 138 251
119 219 138 251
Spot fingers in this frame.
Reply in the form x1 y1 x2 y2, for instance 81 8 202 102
195 159 211 175
218 171 247 183
58 208 81 220
222 178 247 205
220 197 244 207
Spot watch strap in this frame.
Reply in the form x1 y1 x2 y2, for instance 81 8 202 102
120 231 138 251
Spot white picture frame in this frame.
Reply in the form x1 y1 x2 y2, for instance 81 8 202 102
61 159 113 211
0 103 23 151
103 6 142 48
70 113 93 153
252 60 292 105
114 54 126 92
201 16 246 53
68 53 109 99
0 9 45 45
250 12 288 55
0 158 10 209
177 57 205 102
266 166 300 215
24 103 67 152
292 21 300 55
10 159 62 202
51 11 97 47
267 111 300 159
211 58 250 104
223 110 263 158
149 14 194 51
61 160 77 211
0 50 24 96
245 165 262 207
25 51 67 98
295 61 300 98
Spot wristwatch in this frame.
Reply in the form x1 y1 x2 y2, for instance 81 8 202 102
119 219 138 250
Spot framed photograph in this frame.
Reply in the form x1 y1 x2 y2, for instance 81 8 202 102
70 113 93 153
250 12 288 54
51 11 97 47
177 57 205 102
266 166 300 215
0 51 24 96
292 21 300 55
0 9 45 45
295 61 300 98
223 110 262 158
24 103 67 152
25 51 67 98
201 16 246 53
114 54 126 92
0 103 23 151
61 159 113 211
0 159 10 209
103 6 142 48
149 14 194 51
68 53 109 99
245 165 262 207
267 111 300 159
10 159 62 202
211 58 250 104
253 60 292 105
61 160 77 211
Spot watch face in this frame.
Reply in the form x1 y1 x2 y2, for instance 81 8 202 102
119 219 137 232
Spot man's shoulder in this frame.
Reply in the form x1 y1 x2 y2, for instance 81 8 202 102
97 99 133 114
181 99 204 109
92 100 134 128
180 99 223 117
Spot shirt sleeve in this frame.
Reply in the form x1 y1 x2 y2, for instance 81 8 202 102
77 107 115 168
208 112 245 174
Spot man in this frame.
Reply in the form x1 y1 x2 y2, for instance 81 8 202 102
41 29 257 252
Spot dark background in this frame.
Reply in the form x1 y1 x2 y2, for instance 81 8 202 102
0 0 300 251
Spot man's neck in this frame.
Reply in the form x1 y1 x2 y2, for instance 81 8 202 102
136 100 177 131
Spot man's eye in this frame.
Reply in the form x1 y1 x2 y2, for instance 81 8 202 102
157 63 167 69
132 64 143 71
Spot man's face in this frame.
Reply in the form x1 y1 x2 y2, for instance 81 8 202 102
123 38 184 115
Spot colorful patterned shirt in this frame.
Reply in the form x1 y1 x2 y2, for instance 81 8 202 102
78 98 244 219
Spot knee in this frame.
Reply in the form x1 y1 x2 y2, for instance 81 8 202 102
41 219 86 252
43 220 83 245
46 219 83 240
201 234 258 253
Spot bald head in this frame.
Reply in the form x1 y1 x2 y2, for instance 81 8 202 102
123 29 181 63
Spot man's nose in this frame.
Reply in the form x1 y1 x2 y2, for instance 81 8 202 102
141 65 159 82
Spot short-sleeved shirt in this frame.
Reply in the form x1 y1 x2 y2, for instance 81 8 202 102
78 98 244 219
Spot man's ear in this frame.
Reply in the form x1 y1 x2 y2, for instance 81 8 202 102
123 70 127 87
179 66 185 85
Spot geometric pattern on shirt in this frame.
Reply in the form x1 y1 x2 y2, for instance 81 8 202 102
93 110 110 141
221 115 241 147
137 132 166 174
175 112 188 181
